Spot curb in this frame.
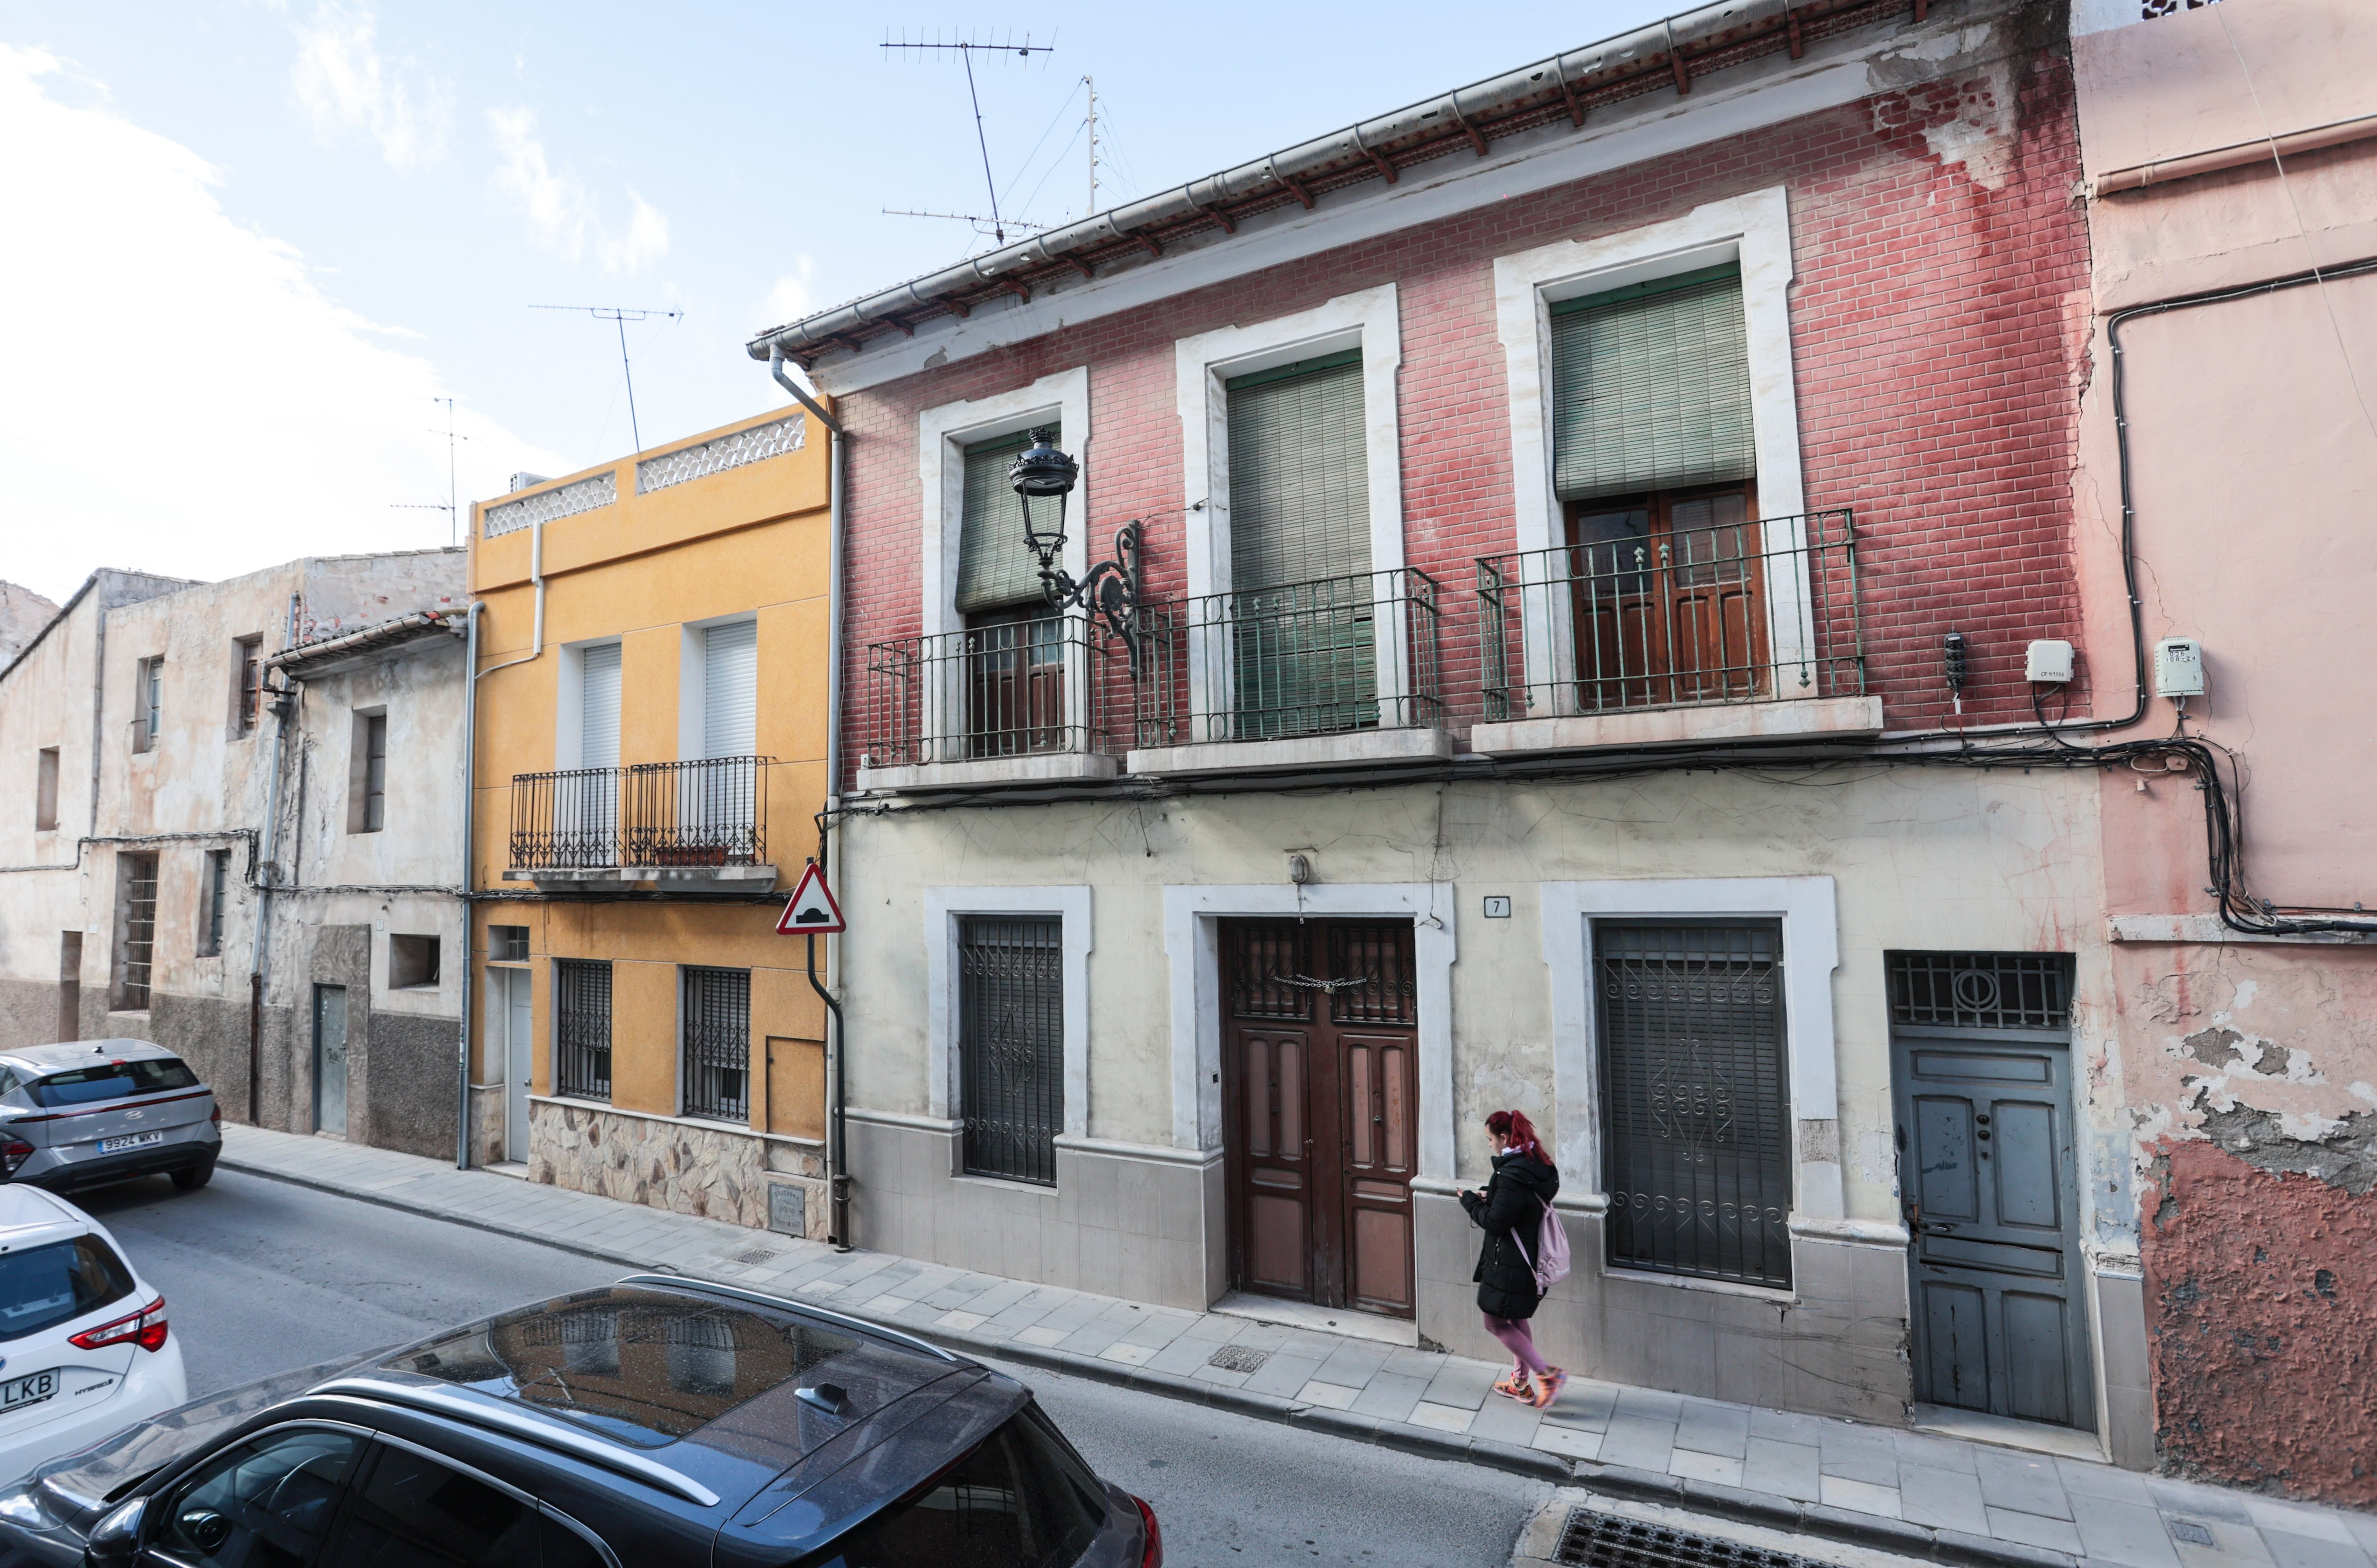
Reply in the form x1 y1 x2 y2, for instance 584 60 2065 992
224 1154 2074 1568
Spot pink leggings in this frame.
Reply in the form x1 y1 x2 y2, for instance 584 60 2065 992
1483 1313 1550 1377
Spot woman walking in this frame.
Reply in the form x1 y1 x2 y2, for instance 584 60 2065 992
1459 1109 1566 1408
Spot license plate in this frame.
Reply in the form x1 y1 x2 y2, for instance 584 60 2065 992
0 1373 56 1413
98 1131 164 1154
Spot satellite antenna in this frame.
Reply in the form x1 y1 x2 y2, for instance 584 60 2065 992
530 304 685 451
390 396 467 545
881 29 1054 245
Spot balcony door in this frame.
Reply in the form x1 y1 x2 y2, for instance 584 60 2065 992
575 642 620 862
1566 483 1767 711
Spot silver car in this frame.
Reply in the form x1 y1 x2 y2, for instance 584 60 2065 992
0 1042 221 1197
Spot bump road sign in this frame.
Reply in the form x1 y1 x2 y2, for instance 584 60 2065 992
775 862 846 936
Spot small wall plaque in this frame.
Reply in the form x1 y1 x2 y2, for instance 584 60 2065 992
1483 896 1512 919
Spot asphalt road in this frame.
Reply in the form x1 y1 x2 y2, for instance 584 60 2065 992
78 1168 1546 1568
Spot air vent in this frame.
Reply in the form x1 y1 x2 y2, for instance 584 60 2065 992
1556 1509 1844 1568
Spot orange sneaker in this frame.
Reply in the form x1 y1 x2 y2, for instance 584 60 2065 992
1530 1368 1569 1409
1491 1371 1536 1403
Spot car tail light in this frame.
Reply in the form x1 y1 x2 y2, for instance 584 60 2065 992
70 1297 168 1353
210 1106 222 1124
1131 1495 1162 1568
0 1141 32 1175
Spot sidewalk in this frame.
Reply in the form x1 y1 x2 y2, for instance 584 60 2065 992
218 1126 2375 1568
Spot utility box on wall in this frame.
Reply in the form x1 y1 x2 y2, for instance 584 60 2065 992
2154 638 2205 698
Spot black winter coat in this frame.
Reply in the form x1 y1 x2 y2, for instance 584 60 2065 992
1461 1151 1559 1319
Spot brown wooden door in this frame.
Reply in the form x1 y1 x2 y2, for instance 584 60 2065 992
1567 483 1767 710
1222 919 1419 1318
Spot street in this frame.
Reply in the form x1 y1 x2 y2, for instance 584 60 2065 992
81 1170 1546 1568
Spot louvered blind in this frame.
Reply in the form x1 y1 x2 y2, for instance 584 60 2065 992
956 426 1061 614
579 642 621 769
1551 265 1756 501
1226 353 1370 591
702 620 758 758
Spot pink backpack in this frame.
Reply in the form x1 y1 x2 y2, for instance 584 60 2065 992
1509 1193 1571 1293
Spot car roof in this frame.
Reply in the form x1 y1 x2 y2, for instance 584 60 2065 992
0 1185 93 1249
0 1039 183 1074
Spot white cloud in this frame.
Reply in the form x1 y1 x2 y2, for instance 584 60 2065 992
0 45 564 603
487 106 667 275
761 257 819 327
290 1 448 172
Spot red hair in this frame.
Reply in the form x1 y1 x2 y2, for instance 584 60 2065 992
1486 1110 1551 1168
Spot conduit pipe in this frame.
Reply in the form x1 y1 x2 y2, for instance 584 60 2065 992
2093 112 2377 196
247 593 299 1124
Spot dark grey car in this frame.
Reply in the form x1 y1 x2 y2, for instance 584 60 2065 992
0 1275 1160 1568
0 1042 221 1196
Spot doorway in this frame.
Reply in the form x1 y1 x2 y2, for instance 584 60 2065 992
1888 953 2092 1430
312 984 349 1136
497 968 532 1162
1220 919 1418 1318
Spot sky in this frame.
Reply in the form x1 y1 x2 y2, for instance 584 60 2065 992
0 0 1678 604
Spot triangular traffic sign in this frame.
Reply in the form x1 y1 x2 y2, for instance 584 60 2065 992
776 862 846 935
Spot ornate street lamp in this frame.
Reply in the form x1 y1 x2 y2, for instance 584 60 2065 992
1008 427 1144 665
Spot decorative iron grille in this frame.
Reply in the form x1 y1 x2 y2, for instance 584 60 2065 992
509 767 620 869
483 472 617 539
116 853 159 1010
635 414 804 494
1595 920 1791 1288
624 756 769 867
554 959 613 1102
681 967 751 1123
1326 924 1418 1026
1227 923 1314 1020
958 917 1063 1185
861 615 1140 769
1885 952 2073 1030
1477 509 1864 723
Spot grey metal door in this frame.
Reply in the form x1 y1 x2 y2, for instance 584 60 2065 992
313 984 349 1135
1893 1028 2092 1428
503 969 531 1162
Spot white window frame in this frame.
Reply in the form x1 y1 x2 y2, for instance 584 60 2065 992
1493 188 1809 715
1540 876 1847 1299
555 638 624 772
676 614 759 762
924 886 1093 1160
1171 285 1407 733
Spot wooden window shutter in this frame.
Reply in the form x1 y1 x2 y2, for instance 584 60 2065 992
1551 264 1757 502
955 426 1061 615
1225 351 1371 592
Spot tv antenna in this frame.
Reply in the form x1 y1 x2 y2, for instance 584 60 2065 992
883 207 1052 240
389 396 467 545
881 29 1054 245
529 304 684 451
1084 75 1098 215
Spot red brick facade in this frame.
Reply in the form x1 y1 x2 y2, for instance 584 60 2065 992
830 47 2090 777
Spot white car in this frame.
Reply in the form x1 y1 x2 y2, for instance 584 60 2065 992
0 1187 184 1486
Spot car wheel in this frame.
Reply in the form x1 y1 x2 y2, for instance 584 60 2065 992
170 1161 215 1191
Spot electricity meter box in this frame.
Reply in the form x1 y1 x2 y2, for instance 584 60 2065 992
2154 637 2205 698
2024 639 2075 684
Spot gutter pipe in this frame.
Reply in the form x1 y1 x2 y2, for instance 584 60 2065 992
457 514 549 1170
248 592 300 1124
771 349 853 1250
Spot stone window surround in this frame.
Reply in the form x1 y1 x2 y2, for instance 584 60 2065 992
676 613 761 764
1161 881 1457 1182
1542 875 1877 1305
916 368 1094 645
1491 188 1812 706
553 636 623 772
923 886 1094 1155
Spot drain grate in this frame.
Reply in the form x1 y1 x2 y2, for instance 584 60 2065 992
732 1247 783 1266
1556 1508 1842 1568
1206 1344 1272 1374
2167 1521 2215 1546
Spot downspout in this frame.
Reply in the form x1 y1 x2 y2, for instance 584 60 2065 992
772 349 852 1250
458 513 549 1169
248 593 300 1125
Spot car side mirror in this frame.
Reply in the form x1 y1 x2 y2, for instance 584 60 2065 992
82 1496 145 1567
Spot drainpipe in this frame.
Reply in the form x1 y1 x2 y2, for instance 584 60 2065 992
248 593 300 1126
458 513 549 1170
771 349 852 1249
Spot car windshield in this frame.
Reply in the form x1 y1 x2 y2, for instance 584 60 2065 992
0 1236 135 1341
24 1058 200 1108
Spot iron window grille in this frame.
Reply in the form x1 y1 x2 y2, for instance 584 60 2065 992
958 917 1064 1185
1885 952 2073 1031
681 967 752 1123
554 959 613 1102
1594 920 1791 1289
116 853 160 1010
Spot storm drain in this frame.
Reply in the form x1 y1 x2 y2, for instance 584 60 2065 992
1206 1344 1272 1374
732 1246 783 1266
1556 1508 1844 1568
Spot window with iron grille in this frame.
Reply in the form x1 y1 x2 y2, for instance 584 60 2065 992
554 959 612 1102
1885 951 2072 1031
681 967 751 1123
958 917 1063 1185
114 852 160 1011
1595 920 1791 1288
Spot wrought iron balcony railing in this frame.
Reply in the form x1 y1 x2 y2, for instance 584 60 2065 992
1476 509 1864 723
861 613 1144 769
1133 567 1443 747
509 755 770 870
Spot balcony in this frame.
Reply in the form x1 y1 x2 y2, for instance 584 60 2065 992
857 614 1144 793
1125 567 1451 776
1471 508 1877 755
507 756 775 890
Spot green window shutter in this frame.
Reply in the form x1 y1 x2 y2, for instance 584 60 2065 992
1226 353 1371 591
955 426 1060 615
1550 265 1756 501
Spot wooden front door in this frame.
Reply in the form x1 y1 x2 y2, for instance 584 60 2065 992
1222 920 1419 1318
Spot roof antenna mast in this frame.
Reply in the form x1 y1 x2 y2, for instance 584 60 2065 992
390 396 468 545
882 29 1056 246
529 304 685 451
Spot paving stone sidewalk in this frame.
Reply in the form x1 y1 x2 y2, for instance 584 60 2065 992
219 1125 2374 1568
